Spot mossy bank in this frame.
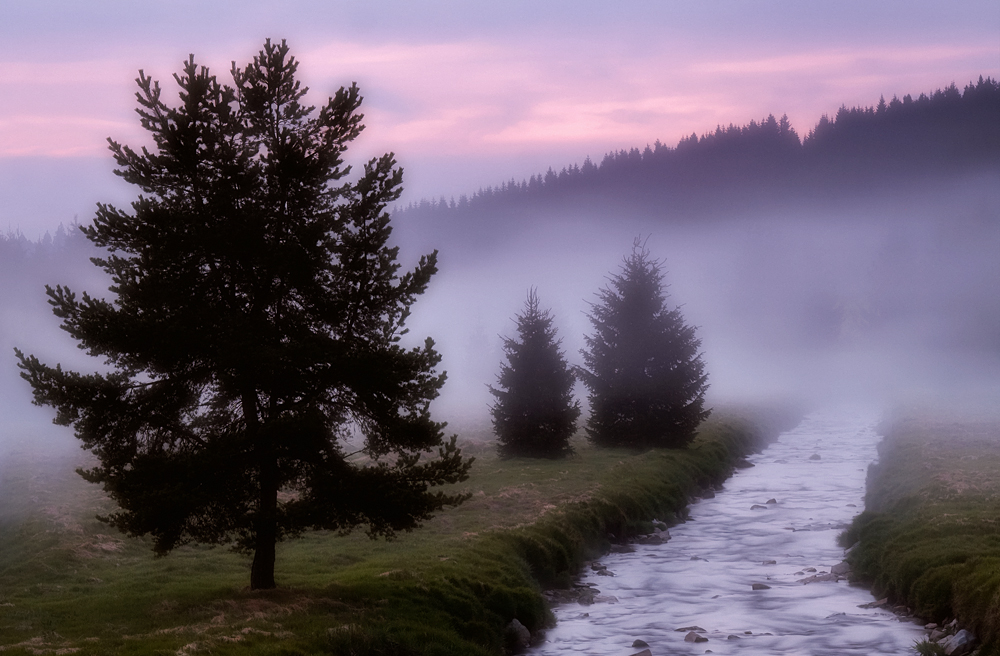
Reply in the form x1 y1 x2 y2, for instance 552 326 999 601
0 406 797 655
841 410 1000 655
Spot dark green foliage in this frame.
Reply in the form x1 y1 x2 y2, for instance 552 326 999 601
579 240 710 449
15 39 472 591
914 640 947 656
489 289 579 458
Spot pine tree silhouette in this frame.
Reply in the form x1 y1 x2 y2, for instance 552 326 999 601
490 289 579 458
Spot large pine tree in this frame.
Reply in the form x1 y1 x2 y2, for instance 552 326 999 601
489 289 579 458
15 40 472 590
580 240 710 449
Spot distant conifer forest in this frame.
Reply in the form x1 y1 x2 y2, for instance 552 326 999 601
399 77 999 226
3 77 997 262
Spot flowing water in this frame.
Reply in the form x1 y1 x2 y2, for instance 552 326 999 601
529 411 925 655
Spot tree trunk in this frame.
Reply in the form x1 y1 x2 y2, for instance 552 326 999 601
244 389 278 590
250 480 277 590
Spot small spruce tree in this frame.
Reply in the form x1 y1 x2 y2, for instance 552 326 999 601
580 239 710 449
490 289 579 458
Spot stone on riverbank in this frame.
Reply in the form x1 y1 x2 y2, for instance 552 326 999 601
830 561 850 575
506 618 531 649
636 532 669 545
939 629 976 655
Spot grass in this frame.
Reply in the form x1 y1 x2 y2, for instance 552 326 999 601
0 406 797 655
840 409 1000 655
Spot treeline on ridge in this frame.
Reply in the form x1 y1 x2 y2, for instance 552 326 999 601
400 77 1000 222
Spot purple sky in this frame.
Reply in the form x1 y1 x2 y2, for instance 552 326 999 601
1 0 997 238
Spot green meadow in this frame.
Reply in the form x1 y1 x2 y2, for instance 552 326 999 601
0 408 795 655
843 410 1000 655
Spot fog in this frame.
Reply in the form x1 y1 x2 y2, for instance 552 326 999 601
1 172 998 499
391 173 1000 429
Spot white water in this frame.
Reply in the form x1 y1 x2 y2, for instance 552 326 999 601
530 411 926 655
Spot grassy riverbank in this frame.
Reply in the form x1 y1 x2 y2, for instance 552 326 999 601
0 406 796 655
842 410 1000 655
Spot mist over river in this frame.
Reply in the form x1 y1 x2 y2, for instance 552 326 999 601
529 410 926 655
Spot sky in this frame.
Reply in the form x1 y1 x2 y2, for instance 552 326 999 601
0 1 998 238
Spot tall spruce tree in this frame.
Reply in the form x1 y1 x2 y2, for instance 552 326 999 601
15 40 472 590
489 289 579 458
580 240 710 449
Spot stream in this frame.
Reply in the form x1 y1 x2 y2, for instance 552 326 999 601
529 411 926 655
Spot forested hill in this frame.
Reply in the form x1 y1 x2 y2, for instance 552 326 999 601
398 77 999 230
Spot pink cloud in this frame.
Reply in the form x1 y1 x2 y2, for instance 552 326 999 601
1 37 996 167
0 116 131 157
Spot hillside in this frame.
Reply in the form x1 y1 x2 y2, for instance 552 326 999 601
398 77 1000 232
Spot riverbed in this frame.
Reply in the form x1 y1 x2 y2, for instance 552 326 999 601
529 411 926 655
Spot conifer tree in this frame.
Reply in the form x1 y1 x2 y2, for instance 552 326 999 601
15 40 472 590
490 289 579 458
580 240 710 449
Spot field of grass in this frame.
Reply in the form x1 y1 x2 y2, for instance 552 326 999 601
0 407 796 655
841 409 1000 655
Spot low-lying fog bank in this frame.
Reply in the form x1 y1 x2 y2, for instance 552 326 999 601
1 175 997 467
392 177 1000 430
